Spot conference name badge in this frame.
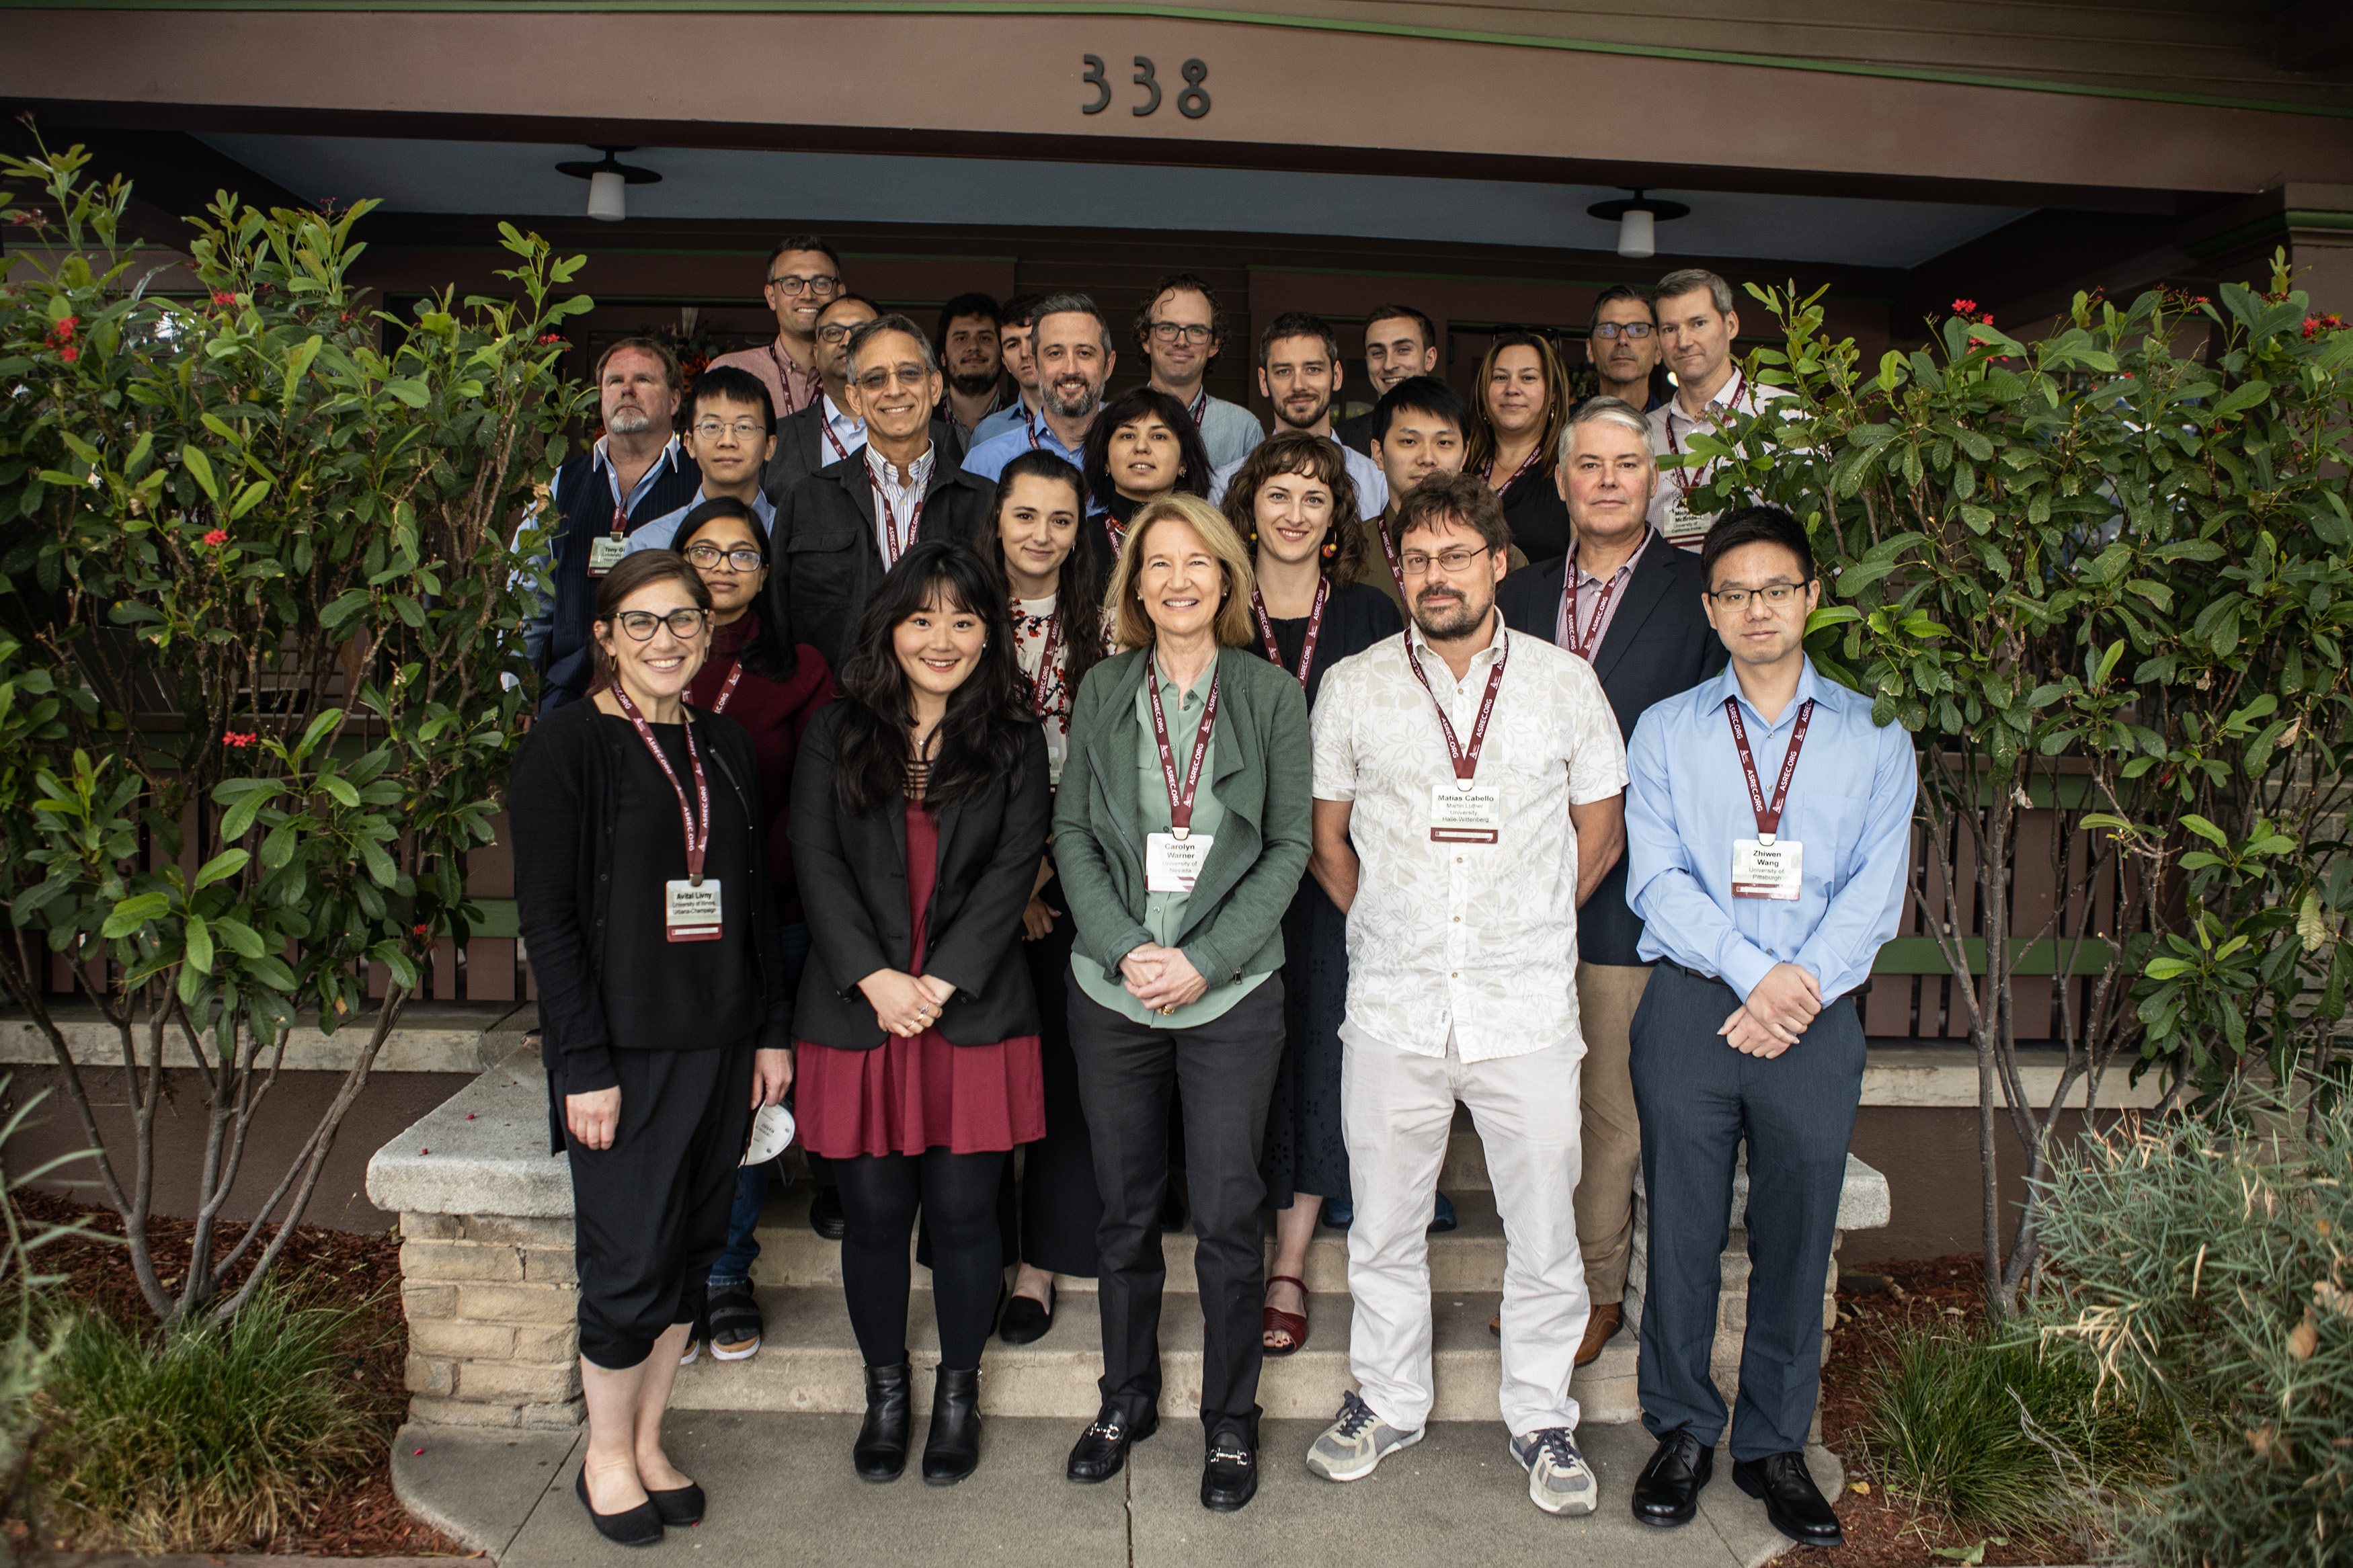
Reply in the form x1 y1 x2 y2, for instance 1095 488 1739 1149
587 533 629 577
1730 839 1802 901
1145 831 1213 894
1429 782 1503 843
1663 494 1710 548
666 878 724 941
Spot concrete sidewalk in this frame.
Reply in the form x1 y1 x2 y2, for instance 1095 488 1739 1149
394 1413 1837 1567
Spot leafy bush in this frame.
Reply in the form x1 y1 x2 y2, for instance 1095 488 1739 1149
0 1081 97 1529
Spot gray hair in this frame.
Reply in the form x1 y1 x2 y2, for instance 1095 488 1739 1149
1032 291 1115 355
1556 395 1656 470
1654 268 1735 317
844 314 938 381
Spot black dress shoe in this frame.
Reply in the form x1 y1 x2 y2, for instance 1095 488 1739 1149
1066 1404 1157 1483
1200 1438 1257 1512
998 1288 1053 1346
809 1184 847 1241
1732 1450 1843 1547
921 1366 983 1485
645 1482 704 1526
574 1466 663 1546
854 1361 912 1481
1632 1429 1714 1528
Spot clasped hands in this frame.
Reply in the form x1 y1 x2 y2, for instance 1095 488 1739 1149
859 968 957 1037
1119 942 1207 1014
1719 962 1822 1059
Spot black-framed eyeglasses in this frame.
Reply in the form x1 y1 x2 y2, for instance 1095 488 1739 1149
768 273 841 297
612 608 709 641
691 418 765 442
816 321 858 344
1706 581 1811 610
684 543 766 573
1398 544 1494 577
1148 321 1215 345
1591 323 1654 341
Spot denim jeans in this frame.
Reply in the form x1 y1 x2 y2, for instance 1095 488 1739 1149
708 920 811 1290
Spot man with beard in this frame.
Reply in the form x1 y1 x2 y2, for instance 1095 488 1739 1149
963 294 1116 511
1133 273 1262 471
971 294 1043 447
1206 313 1385 520
1337 304 1439 456
1647 268 1790 551
934 292 1010 441
1583 287 1667 413
709 235 842 421
1303 470 1625 1518
761 292 879 505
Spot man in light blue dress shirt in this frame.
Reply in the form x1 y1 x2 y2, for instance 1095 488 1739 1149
963 293 1113 494
1619 505 1915 1550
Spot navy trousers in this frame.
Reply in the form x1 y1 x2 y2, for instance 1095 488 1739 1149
1628 964 1863 1458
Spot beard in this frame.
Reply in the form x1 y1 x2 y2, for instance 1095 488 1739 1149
605 404 653 435
1276 393 1332 432
949 368 999 397
1411 586 1490 643
1047 376 1102 421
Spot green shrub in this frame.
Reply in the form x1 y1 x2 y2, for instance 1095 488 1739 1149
33 1280 389 1552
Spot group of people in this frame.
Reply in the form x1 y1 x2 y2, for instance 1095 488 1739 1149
508 237 1915 1549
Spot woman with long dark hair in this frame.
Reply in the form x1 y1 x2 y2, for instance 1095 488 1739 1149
789 539 1052 1486
1081 384 1213 551
1463 331 1574 561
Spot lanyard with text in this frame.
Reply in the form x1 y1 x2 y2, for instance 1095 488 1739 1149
1483 445 1543 493
1559 532 1647 659
611 684 726 941
1187 388 1209 428
766 341 806 418
867 454 926 565
587 499 630 577
707 659 747 716
1250 577 1328 690
1143 654 1220 893
1404 630 1509 843
821 411 858 464
1725 694 1814 901
1375 519 1408 602
1025 604 1066 717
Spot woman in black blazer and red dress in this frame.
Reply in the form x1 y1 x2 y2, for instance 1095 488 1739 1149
790 539 1052 1487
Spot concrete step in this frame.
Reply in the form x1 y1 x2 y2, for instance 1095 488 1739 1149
670 1283 1642 1424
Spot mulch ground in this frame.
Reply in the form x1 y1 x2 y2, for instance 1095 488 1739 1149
14 1190 474 1559
1812 1253 2089 1567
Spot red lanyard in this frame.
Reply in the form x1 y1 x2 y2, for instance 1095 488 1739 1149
1375 520 1407 602
1145 653 1220 838
1250 577 1328 690
708 659 746 716
866 452 925 565
1724 695 1815 843
821 407 856 464
1404 630 1509 786
1666 372 1750 497
766 341 806 419
1024 603 1066 716
1559 532 1648 659
612 684 713 882
1482 444 1543 491
1187 388 1209 428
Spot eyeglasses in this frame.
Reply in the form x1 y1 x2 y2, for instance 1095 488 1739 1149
854 366 931 392
684 543 766 573
1148 321 1215 345
1707 581 1811 611
612 608 709 641
1591 323 1654 341
1398 544 1494 577
691 418 765 442
817 321 858 344
768 273 841 297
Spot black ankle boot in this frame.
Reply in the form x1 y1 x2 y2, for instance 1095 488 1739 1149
922 1366 982 1485
854 1361 912 1482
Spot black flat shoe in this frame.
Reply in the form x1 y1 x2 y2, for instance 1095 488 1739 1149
854 1360 912 1482
574 1465 663 1546
1732 1450 1843 1547
921 1366 982 1485
645 1482 704 1527
1632 1429 1713 1528
1200 1438 1257 1512
1066 1404 1157 1483
809 1184 847 1241
998 1288 1054 1346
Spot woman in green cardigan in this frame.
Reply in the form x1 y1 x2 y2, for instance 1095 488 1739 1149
1050 493 1312 1516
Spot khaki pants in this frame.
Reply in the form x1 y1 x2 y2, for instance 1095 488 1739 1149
1572 961 1651 1305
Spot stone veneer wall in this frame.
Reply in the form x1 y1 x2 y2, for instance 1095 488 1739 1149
398 1212 584 1428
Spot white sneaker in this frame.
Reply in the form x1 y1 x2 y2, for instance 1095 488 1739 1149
1511 1427 1599 1516
1305 1390 1424 1482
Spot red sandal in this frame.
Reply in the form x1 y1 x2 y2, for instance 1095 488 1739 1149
1262 1274 1310 1356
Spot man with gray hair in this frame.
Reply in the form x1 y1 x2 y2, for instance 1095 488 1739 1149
1495 395 1726 1363
1648 268 1789 551
962 292 1117 499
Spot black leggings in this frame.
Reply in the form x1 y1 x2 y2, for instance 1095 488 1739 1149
834 1147 1008 1373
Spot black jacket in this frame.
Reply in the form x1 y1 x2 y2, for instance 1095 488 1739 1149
508 697 793 1094
1497 464 1574 563
788 705 1053 1049
1497 536 1728 965
775 448 997 673
1334 409 1376 458
762 407 967 507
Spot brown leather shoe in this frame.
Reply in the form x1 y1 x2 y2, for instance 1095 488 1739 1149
1575 1302 1623 1366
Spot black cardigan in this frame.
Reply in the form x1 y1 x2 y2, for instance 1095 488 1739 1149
776 450 996 673
509 697 793 1094
787 704 1053 1049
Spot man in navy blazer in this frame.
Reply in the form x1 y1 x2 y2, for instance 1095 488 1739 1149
1494 397 1727 1366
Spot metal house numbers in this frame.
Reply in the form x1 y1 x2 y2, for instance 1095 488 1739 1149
1082 55 1211 119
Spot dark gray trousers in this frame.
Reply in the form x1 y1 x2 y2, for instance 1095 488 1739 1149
1628 964 1863 1458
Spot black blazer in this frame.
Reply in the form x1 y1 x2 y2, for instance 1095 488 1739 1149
1497 535 1728 966
762 408 967 507
775 450 997 673
788 706 1053 1049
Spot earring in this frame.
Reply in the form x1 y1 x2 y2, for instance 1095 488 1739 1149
1321 538 1338 559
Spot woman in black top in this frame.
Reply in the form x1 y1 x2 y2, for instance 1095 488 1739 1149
790 540 1052 1485
1221 431 1401 1360
1464 331 1574 561
1081 384 1213 552
509 551 794 1546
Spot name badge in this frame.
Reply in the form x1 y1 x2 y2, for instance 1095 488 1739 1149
587 534 629 577
1145 831 1213 894
1429 782 1503 843
1731 839 1803 901
1663 495 1712 550
666 878 724 941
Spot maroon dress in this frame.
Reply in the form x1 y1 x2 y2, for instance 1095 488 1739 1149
796 798 1045 1157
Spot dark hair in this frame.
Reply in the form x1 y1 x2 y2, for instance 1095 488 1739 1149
588 551 711 694
764 235 842 276
686 364 776 438
1363 303 1437 353
830 540 1033 817
1032 292 1114 352
817 291 879 325
1000 294 1043 330
672 497 800 684
1369 374 1471 446
1464 331 1572 479
1259 310 1341 368
844 314 937 381
986 450 1107 696
594 335 682 393
1393 471 1513 559
1082 385 1213 504
1133 273 1224 350
935 291 1002 346
1699 505 1815 591
1587 284 1654 329
1222 431 1366 583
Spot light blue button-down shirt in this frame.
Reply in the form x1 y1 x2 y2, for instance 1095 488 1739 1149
963 417 1086 487
1624 656 1915 1004
623 485 777 557
971 396 1041 449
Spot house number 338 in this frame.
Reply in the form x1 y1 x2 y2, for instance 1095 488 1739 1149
1082 56 1210 118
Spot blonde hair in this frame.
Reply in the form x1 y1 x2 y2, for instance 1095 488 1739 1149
1105 494 1258 651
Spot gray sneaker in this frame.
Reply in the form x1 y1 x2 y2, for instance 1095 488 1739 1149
1511 1426 1599 1516
1306 1390 1424 1482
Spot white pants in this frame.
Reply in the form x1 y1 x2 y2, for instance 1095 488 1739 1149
1341 1025 1589 1436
